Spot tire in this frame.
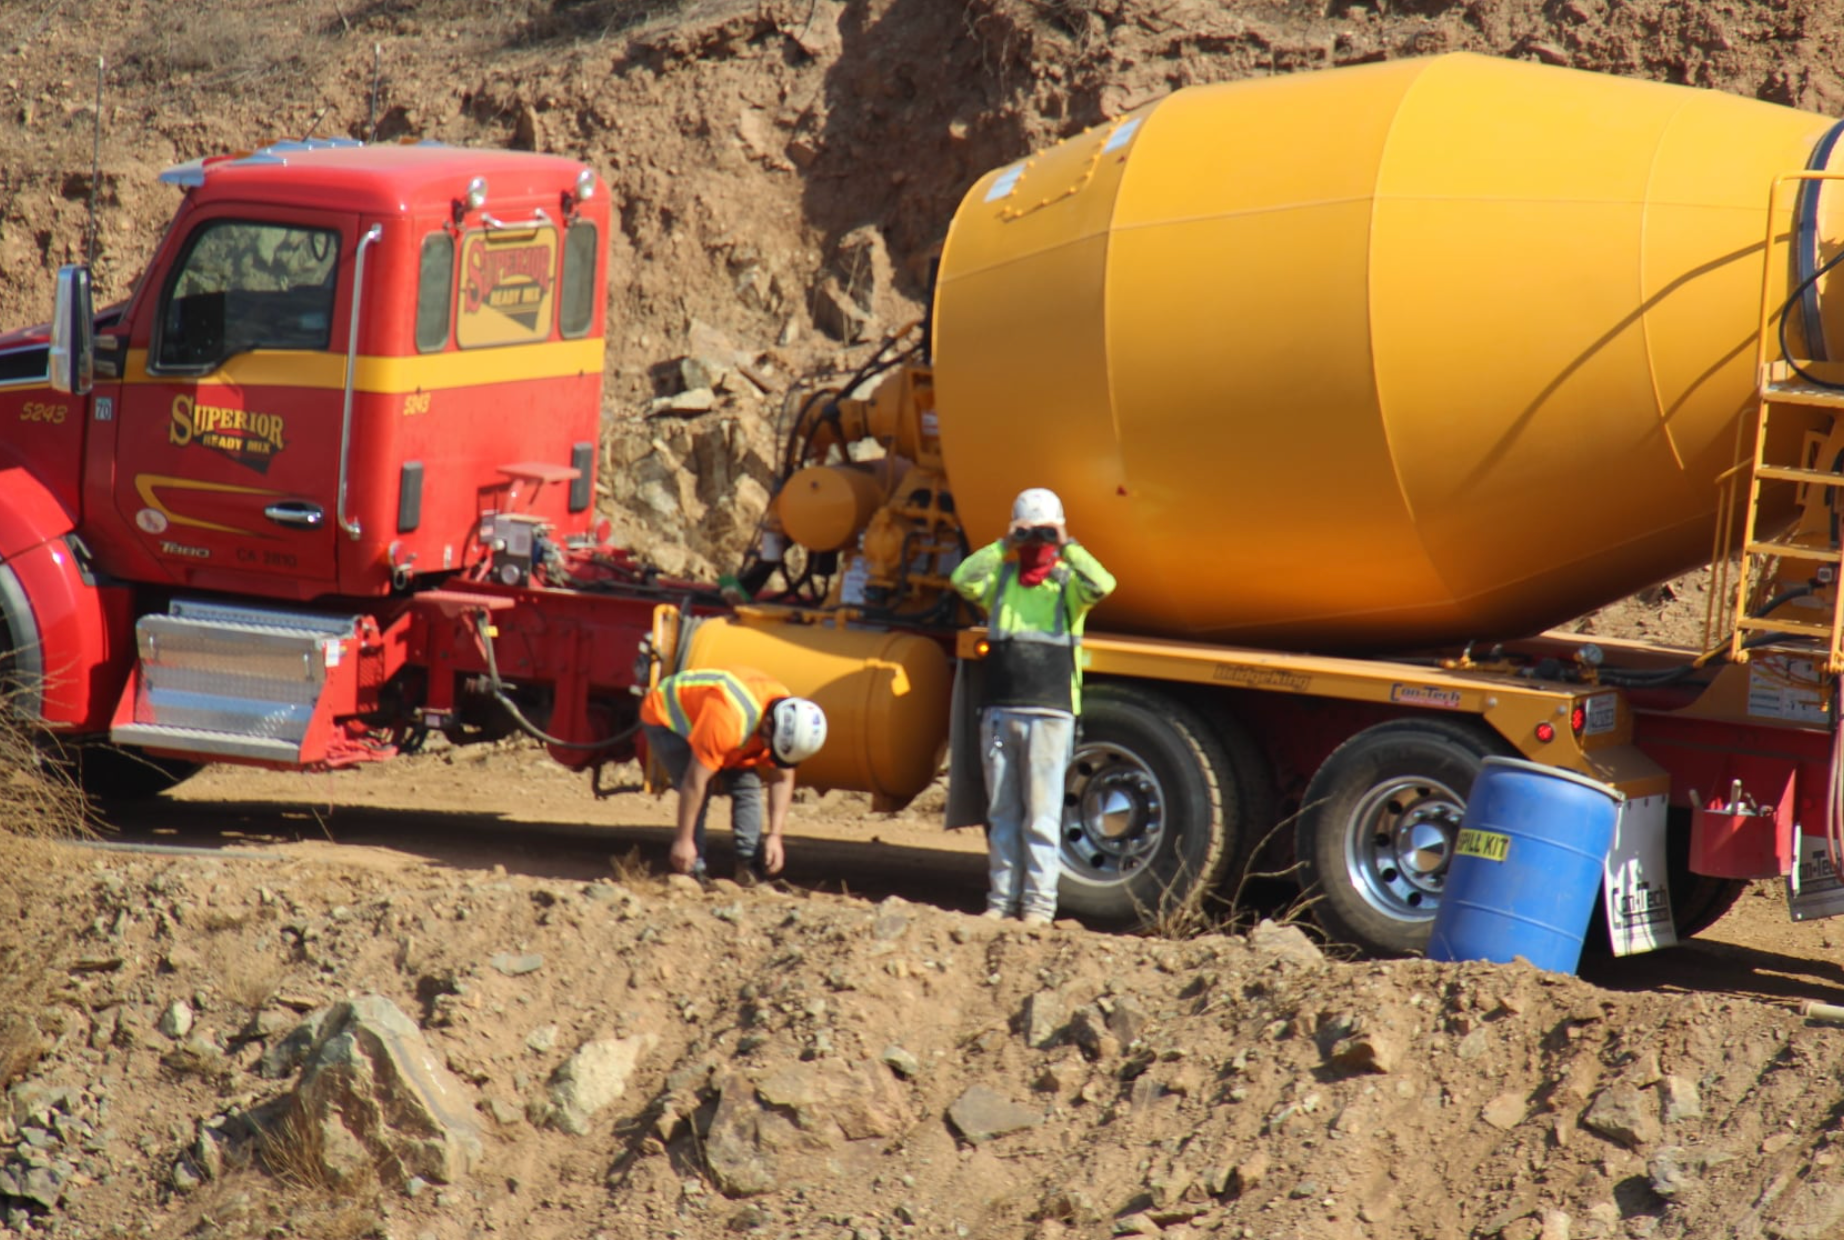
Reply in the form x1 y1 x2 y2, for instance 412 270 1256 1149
1057 684 1248 924
1295 717 1512 957
69 745 199 802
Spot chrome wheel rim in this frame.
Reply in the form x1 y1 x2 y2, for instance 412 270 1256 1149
1342 775 1467 924
1063 742 1166 883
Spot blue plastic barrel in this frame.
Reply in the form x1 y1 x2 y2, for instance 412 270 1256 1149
1426 756 1623 974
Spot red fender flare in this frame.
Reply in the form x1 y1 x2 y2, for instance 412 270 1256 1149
0 470 131 731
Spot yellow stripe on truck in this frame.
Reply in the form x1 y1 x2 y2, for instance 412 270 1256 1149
122 339 606 393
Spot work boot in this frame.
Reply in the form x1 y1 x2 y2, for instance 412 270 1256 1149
1021 911 1054 929
979 908 1008 922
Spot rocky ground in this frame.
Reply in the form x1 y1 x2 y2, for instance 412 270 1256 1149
7 753 1844 1240
7 0 1844 1237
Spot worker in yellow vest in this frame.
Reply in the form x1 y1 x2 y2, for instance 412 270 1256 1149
951 488 1116 925
639 667 827 881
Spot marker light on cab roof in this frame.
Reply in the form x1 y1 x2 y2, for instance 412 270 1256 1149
574 169 596 202
464 176 488 211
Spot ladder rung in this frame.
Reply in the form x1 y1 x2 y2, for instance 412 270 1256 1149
1743 540 1844 563
1734 615 1839 639
1756 464 1844 487
1763 383 1844 409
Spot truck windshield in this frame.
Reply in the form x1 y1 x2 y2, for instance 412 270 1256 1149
155 221 341 372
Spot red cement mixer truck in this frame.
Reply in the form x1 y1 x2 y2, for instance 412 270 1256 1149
7 53 1844 956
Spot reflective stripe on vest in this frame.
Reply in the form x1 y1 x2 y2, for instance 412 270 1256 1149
662 669 763 739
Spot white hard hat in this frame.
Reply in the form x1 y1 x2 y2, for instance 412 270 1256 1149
1011 487 1065 526
769 697 828 767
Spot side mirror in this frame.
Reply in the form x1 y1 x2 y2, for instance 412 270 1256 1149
48 266 94 397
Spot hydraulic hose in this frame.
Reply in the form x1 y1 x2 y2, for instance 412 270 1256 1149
471 610 638 753
1795 119 1844 364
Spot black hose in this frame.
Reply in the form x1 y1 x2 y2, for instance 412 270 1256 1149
1796 120 1844 363
1775 244 1844 389
472 610 639 752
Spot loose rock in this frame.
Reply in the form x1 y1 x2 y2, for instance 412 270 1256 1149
544 1034 655 1136
947 1085 1042 1144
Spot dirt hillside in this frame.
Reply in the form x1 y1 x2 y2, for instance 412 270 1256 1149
7 2 1844 1239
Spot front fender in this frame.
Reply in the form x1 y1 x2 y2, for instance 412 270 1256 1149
0 469 132 729
0 540 132 730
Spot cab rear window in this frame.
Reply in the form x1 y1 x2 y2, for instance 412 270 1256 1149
416 232 455 353
559 222 598 339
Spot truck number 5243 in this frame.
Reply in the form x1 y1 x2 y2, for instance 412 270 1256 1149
20 402 67 424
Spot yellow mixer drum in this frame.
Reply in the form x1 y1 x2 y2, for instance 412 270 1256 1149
932 53 1844 650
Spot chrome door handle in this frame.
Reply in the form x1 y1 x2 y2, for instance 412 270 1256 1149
264 502 325 529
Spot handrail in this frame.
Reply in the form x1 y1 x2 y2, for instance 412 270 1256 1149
337 223 384 540
480 208 551 232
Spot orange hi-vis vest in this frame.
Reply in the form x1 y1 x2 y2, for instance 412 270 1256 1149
639 667 789 772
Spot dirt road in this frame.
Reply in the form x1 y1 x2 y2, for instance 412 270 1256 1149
93 745 1844 1010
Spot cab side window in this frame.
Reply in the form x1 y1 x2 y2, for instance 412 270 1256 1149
156 221 340 371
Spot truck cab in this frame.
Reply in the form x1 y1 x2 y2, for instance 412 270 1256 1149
0 139 611 739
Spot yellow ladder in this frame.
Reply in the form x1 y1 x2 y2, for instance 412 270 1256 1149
1722 364 1844 672
1706 168 1844 673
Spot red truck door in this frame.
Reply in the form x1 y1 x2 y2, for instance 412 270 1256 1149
109 209 358 595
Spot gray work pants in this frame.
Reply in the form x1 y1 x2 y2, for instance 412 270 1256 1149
643 724 765 873
980 707 1075 918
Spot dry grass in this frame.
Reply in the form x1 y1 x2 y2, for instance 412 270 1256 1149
609 844 656 887
217 946 287 1016
258 1105 345 1194
0 700 92 1089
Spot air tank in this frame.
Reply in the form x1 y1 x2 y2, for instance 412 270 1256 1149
932 53 1844 650
682 612 951 806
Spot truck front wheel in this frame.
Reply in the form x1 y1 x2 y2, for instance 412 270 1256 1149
1057 685 1250 924
1295 718 1513 956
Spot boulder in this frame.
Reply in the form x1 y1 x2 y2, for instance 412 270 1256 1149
291 995 482 1186
703 1060 908 1197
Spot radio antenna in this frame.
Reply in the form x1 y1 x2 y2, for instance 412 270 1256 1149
302 104 332 141
84 55 103 267
366 43 381 142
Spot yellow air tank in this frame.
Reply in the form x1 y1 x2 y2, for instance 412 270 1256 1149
932 53 1844 650
682 613 951 808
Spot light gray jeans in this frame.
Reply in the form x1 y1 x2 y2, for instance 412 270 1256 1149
643 724 765 873
980 707 1075 918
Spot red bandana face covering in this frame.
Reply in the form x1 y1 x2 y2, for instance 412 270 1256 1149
1016 542 1060 587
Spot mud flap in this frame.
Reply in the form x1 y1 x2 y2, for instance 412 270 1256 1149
1602 793 1677 955
1787 834 1844 920
944 659 988 831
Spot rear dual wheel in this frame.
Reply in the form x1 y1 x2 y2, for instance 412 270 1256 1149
1295 718 1751 957
1057 684 1269 924
1294 718 1510 957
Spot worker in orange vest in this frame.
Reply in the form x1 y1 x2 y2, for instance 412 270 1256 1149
639 667 828 881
